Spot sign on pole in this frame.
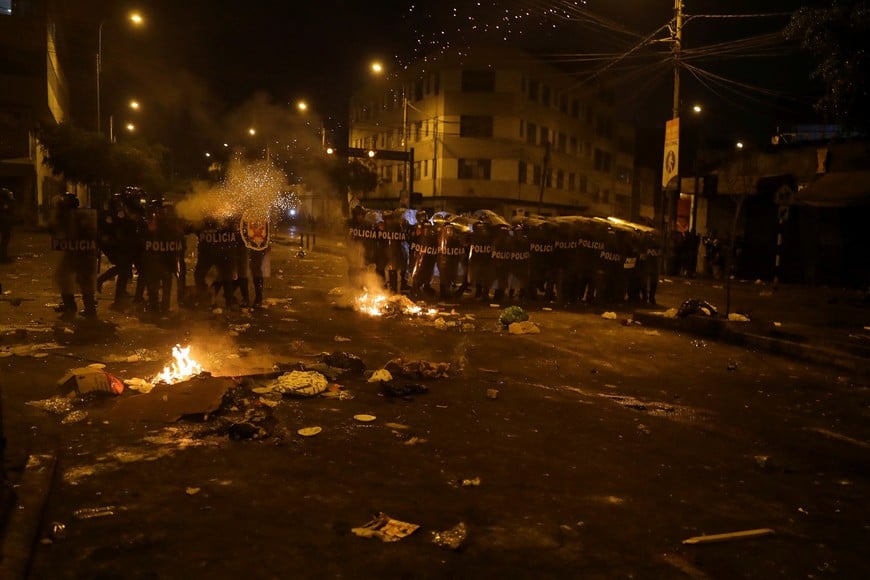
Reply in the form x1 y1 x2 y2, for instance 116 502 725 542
662 117 680 189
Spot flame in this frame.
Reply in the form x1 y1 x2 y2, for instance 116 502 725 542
154 345 204 384
354 289 438 318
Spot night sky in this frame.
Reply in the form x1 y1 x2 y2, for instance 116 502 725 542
69 0 828 170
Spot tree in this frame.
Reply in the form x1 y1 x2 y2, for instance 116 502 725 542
785 1 870 133
324 159 378 216
39 123 168 196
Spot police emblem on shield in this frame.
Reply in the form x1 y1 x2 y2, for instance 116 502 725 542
240 216 270 251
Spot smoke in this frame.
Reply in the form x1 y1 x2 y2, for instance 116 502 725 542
175 155 288 223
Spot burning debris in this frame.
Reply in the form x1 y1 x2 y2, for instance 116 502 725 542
154 345 205 385
353 288 438 318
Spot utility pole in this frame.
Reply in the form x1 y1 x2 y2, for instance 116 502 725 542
672 0 683 120
662 0 684 275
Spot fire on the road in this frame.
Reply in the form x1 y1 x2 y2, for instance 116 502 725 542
354 289 438 318
154 345 204 384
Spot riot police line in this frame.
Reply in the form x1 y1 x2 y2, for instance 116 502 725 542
49 187 272 319
346 207 663 306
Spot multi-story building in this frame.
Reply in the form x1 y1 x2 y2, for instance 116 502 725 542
0 0 71 226
348 46 653 220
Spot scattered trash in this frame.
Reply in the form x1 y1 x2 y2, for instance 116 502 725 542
403 437 427 446
57 367 124 396
662 308 679 318
334 335 351 342
185 487 201 495
61 410 88 425
385 422 409 430
508 320 541 334
727 361 738 371
384 358 450 379
773 321 782 327
328 287 344 296
461 476 481 487
26 396 74 415
728 312 751 322
542 307 553 311
351 513 419 542
486 388 499 400
124 377 155 393
272 371 329 397
49 522 67 541
600 311 617 320
322 351 366 374
682 528 775 545
431 522 468 550
498 306 529 327
103 349 160 363
353 414 376 423
489 303 500 308
381 383 429 398
678 299 719 317
297 426 322 437
368 369 393 383
73 506 117 520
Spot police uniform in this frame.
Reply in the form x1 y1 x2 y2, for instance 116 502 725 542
240 214 271 307
51 193 99 318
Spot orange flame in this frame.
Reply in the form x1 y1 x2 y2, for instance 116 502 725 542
154 345 204 384
354 289 438 318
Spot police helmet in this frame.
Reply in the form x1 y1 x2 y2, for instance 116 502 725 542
61 192 80 209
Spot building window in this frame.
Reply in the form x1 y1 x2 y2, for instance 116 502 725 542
528 80 539 101
579 175 588 193
556 170 564 189
571 99 580 119
569 172 576 191
397 164 406 184
423 159 429 177
558 133 567 153
593 149 612 172
458 159 491 179
539 126 549 145
519 120 524 138
559 95 567 114
414 121 423 142
461 70 496 92
526 122 537 145
616 166 632 184
533 164 542 185
413 161 421 180
382 166 392 183
601 189 610 203
569 136 578 156
460 115 494 138
595 116 613 139
542 85 551 107
518 161 527 184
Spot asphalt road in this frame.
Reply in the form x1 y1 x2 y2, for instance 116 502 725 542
1 230 868 579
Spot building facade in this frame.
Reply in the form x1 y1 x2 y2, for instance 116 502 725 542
0 0 71 226
348 47 653 220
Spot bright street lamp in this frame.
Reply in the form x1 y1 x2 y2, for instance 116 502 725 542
97 11 144 134
369 60 410 191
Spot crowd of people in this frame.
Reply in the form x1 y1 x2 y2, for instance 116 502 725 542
346 207 663 307
47 188 271 320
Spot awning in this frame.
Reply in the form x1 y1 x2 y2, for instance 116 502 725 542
794 171 870 207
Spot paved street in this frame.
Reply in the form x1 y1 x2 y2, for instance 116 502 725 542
1 227 868 579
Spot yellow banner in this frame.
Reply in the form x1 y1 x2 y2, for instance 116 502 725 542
662 117 680 189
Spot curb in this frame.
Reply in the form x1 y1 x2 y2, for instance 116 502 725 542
0 452 58 580
632 310 867 373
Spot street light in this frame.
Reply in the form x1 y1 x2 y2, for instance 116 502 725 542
110 99 141 142
369 60 409 192
296 100 328 148
97 10 144 134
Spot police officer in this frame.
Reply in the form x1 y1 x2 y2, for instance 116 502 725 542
346 205 376 288
51 192 99 319
193 215 238 309
408 210 438 298
0 187 14 263
97 193 143 310
140 202 185 315
239 213 271 308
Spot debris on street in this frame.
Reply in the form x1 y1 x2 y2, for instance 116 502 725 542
508 320 540 334
351 513 419 542
60 410 88 424
321 351 366 374
353 413 376 422
431 522 468 550
297 426 322 437
110 377 235 422
678 299 719 317
461 476 481 487
368 369 393 383
57 366 124 396
73 506 119 520
380 382 428 398
601 311 618 320
270 371 329 396
384 358 451 379
682 528 775 545
26 396 74 415
728 312 751 322
499 305 528 327
486 388 499 399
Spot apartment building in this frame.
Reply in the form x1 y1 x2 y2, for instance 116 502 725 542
0 0 71 225
348 46 652 219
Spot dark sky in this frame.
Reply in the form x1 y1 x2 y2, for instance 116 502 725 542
69 0 828 169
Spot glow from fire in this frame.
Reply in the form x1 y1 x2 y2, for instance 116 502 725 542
154 345 204 384
354 289 438 318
